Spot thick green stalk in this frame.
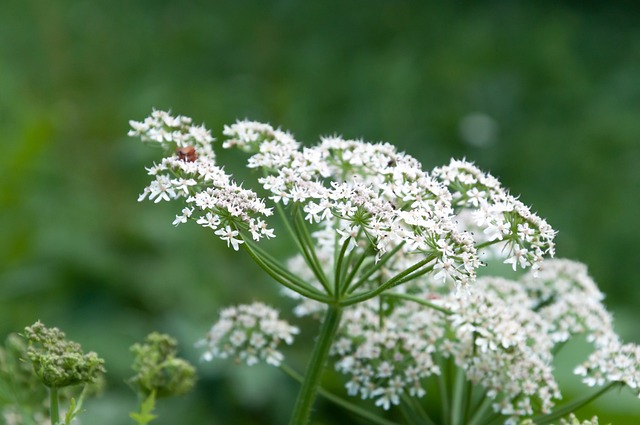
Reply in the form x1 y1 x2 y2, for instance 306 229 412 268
50 387 60 425
451 366 467 425
437 355 451 425
462 373 474 424
288 305 343 425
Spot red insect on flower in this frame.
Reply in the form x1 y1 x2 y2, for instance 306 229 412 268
177 146 197 162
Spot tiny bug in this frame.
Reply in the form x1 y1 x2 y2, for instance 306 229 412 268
176 146 197 162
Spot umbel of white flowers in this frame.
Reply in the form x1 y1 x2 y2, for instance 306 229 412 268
130 110 555 284
130 110 640 425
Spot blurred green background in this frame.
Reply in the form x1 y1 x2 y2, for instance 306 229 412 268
1 0 640 423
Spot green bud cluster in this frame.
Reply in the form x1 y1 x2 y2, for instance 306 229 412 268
129 332 195 399
23 321 105 389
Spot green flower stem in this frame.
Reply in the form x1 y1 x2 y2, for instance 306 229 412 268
244 239 320 293
463 373 474 424
346 242 405 295
466 394 492 425
341 255 436 306
532 382 621 425
451 366 467 425
334 236 352 294
292 207 331 293
340 246 372 296
475 239 502 250
273 202 331 294
242 240 331 303
288 305 343 425
437 356 451 425
50 387 60 425
383 292 453 315
392 263 436 286
399 400 420 425
280 363 401 425
274 201 307 254
404 393 436 425
337 234 360 292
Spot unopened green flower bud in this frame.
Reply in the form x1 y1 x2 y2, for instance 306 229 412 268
22 321 106 389
129 332 196 399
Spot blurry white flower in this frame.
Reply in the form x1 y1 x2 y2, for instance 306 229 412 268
199 303 299 367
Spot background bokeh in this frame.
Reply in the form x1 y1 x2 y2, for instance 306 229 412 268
2 0 640 423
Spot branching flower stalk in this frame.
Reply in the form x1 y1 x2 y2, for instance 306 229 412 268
130 110 640 425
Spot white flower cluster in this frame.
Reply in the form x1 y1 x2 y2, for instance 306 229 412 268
331 300 443 410
128 109 216 156
574 338 640 396
520 259 614 345
328 259 631 423
133 112 556 286
199 302 299 367
130 111 275 250
222 120 556 289
444 284 560 420
521 414 600 425
432 159 556 274
222 119 300 161
559 414 600 425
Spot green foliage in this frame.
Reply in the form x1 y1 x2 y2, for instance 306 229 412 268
0 333 47 424
130 392 158 425
63 397 79 425
129 333 195 399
